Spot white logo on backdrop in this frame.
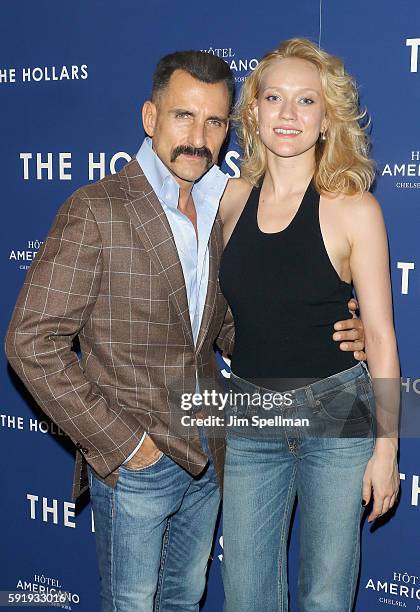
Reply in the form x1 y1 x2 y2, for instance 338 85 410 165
406 38 420 73
26 493 95 533
0 64 88 85
0 412 66 436
382 151 420 189
397 262 415 295
200 46 259 83
19 151 131 182
365 570 420 608
14 572 80 609
17 150 243 181
9 240 43 271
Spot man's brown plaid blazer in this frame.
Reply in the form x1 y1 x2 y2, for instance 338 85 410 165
5 159 235 500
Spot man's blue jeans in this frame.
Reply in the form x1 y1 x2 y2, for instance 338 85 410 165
88 427 220 612
222 362 375 612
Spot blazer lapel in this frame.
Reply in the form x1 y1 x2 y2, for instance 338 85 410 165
120 159 194 346
195 218 223 354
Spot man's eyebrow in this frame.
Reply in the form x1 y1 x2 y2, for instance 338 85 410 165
207 115 229 124
171 108 194 116
170 109 228 124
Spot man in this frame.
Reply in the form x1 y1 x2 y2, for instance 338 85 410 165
5 51 365 611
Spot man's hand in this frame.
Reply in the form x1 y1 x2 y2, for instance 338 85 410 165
332 298 366 361
124 435 163 471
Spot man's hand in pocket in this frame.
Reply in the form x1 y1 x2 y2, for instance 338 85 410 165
124 435 163 470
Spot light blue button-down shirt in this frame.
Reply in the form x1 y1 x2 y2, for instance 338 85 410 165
124 137 228 461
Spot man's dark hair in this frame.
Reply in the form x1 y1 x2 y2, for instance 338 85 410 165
152 50 234 109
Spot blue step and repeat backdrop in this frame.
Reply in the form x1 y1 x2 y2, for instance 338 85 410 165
1 1 419 610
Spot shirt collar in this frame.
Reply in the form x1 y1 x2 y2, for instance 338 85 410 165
136 137 228 210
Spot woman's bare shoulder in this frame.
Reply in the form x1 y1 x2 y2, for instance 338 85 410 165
324 190 382 219
323 191 385 245
325 189 378 207
220 177 253 223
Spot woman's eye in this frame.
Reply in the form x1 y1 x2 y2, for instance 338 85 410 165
265 94 281 102
299 97 314 105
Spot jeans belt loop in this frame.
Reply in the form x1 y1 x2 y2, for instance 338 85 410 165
360 360 371 379
305 383 316 408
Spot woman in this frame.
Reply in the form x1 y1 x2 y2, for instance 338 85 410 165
219 38 400 612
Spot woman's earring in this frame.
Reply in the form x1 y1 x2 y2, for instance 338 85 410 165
321 130 326 141
256 127 260 135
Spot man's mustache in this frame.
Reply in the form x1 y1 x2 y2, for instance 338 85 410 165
170 145 212 164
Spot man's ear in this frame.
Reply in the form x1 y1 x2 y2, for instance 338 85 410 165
142 101 157 137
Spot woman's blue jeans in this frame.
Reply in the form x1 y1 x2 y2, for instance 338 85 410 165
222 362 375 612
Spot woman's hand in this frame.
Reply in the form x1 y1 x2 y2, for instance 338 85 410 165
362 441 400 522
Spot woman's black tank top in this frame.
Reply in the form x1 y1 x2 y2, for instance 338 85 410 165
219 179 355 392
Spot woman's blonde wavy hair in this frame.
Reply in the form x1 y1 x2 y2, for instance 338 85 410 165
236 38 375 196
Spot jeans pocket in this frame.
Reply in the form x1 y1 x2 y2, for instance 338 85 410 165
318 377 372 424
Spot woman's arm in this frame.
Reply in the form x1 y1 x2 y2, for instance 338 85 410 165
348 191 400 521
219 177 253 246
